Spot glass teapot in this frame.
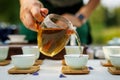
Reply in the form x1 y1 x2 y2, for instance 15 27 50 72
37 14 75 57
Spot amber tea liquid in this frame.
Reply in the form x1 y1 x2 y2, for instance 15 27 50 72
38 28 74 57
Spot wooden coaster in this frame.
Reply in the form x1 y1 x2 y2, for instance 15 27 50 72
108 67 120 75
61 65 90 74
0 60 10 66
8 66 40 74
101 60 113 67
34 60 43 66
62 60 66 65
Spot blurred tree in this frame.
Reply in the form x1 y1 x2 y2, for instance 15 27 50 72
89 5 107 44
90 5 107 26
114 7 120 26
0 0 20 24
89 5 120 44
105 9 116 26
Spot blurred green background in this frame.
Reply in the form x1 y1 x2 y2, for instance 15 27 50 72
0 0 20 24
0 0 120 45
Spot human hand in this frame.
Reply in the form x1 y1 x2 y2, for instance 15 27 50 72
61 13 83 27
20 0 48 31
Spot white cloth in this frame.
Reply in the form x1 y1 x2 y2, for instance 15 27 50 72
0 59 120 80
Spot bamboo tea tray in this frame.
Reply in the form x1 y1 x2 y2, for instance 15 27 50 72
101 60 113 67
8 66 40 74
0 60 10 66
61 65 90 74
34 60 43 66
108 67 120 75
61 59 66 65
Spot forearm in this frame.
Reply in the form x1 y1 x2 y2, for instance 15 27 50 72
76 0 100 19
85 0 100 16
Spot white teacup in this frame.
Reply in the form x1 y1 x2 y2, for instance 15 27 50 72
65 46 83 54
22 46 40 60
103 46 120 61
64 54 88 69
8 34 26 42
0 46 9 61
109 54 120 69
11 54 35 69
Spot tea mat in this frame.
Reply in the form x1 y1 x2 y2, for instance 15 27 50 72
34 60 43 66
8 66 40 74
108 67 120 75
100 60 113 67
61 65 90 74
0 60 10 66
61 59 66 65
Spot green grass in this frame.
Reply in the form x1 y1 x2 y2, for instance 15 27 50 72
91 24 120 45
102 26 120 43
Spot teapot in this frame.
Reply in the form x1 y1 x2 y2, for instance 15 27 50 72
37 14 74 57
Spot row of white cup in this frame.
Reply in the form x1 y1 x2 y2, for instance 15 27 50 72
0 46 40 69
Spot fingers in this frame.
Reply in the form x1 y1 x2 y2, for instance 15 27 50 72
20 1 49 32
31 6 43 22
40 8 49 17
20 11 38 31
31 6 48 22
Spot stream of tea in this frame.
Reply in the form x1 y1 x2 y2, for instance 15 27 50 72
73 31 83 56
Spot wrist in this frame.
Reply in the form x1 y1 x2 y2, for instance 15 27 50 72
76 14 87 24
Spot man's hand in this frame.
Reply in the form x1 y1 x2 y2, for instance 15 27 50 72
20 0 48 31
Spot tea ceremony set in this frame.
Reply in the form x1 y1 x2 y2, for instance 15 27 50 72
0 14 120 80
0 45 120 80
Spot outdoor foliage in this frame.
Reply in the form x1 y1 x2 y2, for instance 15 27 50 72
90 5 120 45
0 0 20 24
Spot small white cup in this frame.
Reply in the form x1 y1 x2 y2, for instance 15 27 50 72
22 46 40 60
65 46 83 54
103 46 120 61
8 34 26 42
0 46 9 61
110 54 120 69
64 54 88 69
11 54 35 69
